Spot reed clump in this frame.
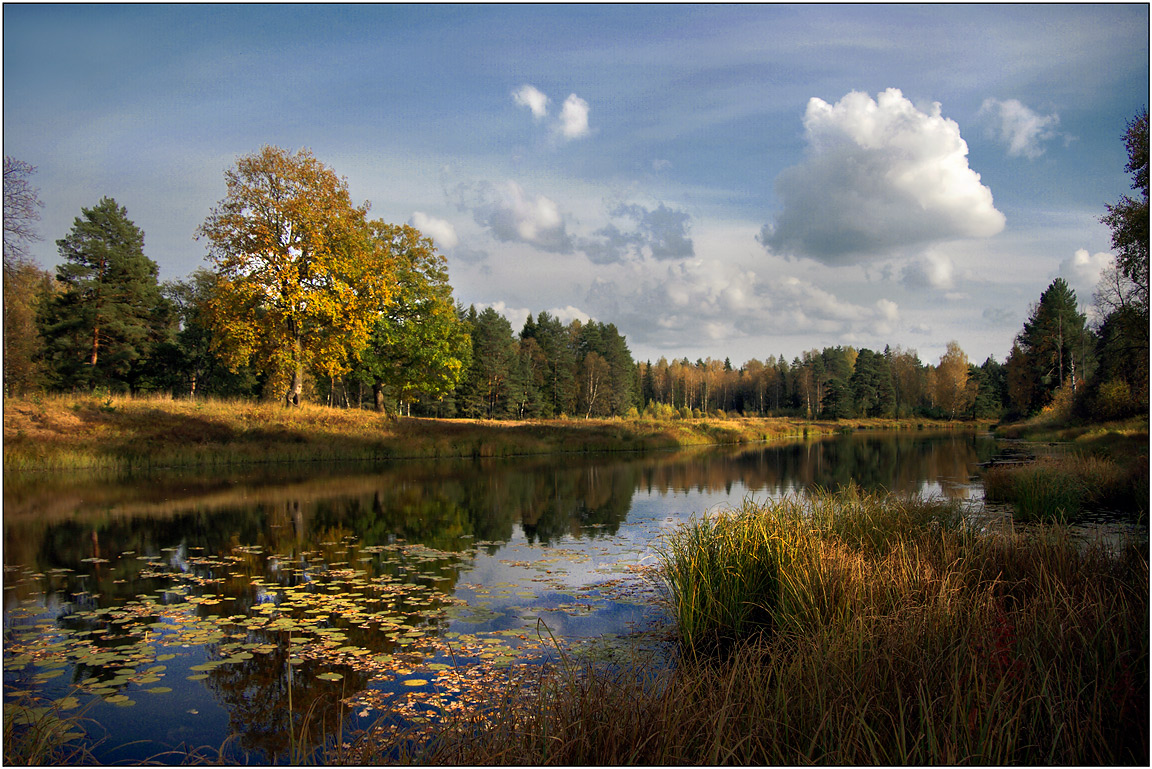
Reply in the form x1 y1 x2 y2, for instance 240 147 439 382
371 488 1148 764
983 452 1147 521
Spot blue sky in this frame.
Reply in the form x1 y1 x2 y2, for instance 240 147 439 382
4 3 1148 367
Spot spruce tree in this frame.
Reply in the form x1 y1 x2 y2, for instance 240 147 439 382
38 197 173 392
1013 278 1092 413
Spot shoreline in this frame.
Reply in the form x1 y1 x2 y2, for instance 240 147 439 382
2 393 987 474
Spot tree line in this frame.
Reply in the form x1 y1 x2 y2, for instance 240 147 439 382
3 109 1147 423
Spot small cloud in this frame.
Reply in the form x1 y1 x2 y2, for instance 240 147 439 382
512 84 549 119
1059 247 1112 296
901 252 955 290
759 88 1005 265
614 202 693 260
556 94 590 140
409 212 458 250
652 158 671 173
454 179 572 253
978 98 1060 159
580 202 695 264
982 306 1015 325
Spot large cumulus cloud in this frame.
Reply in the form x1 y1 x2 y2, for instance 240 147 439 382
759 88 1005 265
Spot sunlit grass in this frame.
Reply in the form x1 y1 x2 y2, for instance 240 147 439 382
3 393 854 472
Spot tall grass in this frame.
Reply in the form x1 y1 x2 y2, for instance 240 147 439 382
362 488 1148 764
983 452 1147 521
3 695 98 765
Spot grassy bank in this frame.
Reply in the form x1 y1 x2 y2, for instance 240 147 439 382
987 413 1149 521
361 488 1148 765
2 393 971 473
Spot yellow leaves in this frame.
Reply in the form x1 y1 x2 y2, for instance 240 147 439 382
199 147 399 384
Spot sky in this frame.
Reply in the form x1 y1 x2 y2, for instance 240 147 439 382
4 3 1148 368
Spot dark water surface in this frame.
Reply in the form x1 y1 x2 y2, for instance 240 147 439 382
3 430 996 762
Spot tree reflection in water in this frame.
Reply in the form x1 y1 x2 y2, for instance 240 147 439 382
3 431 998 760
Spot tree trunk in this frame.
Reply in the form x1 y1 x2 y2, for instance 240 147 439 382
373 381 385 413
285 335 302 407
90 326 100 367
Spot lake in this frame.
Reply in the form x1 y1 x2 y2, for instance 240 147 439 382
4 429 1004 762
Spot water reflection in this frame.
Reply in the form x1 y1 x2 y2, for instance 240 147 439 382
3 430 997 762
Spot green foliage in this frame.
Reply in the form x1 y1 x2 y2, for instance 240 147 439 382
350 223 470 414
1101 108 1149 316
520 311 577 416
37 197 174 393
3 257 53 395
849 348 895 417
1008 278 1093 416
459 306 520 418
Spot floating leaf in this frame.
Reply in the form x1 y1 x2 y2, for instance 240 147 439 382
145 687 173 694
316 672 344 681
403 679 429 687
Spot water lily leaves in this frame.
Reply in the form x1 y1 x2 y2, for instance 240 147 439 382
145 687 173 694
316 672 343 681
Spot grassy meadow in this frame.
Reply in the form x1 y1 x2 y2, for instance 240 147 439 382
2 393 972 474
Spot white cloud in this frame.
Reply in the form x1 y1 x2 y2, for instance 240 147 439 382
759 88 1006 265
409 211 458 250
512 84 549 119
901 251 955 289
455 179 572 252
978 98 1060 159
1059 247 1113 298
556 94 591 140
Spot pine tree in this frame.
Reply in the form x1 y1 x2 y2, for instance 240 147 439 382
38 197 173 391
1014 278 1092 413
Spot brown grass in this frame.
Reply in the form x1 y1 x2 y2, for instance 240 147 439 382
3 393 876 473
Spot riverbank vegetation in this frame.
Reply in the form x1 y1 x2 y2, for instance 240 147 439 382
344 487 1148 764
5 391 899 472
5 111 1146 429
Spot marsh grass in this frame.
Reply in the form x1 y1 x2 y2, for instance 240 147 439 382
3 694 99 765
362 488 1148 765
984 451 1147 521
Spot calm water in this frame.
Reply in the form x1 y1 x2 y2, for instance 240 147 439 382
3 430 997 762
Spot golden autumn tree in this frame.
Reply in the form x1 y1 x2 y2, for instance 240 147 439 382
197 147 392 405
935 340 974 420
